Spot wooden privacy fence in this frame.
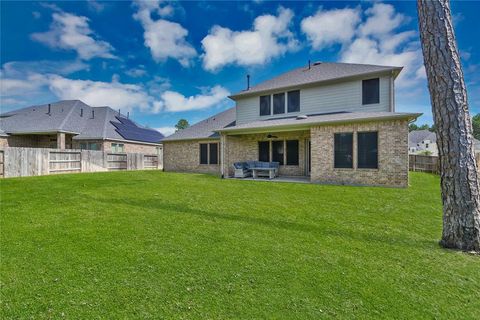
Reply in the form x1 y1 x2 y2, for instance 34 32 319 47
0 147 163 178
409 154 439 173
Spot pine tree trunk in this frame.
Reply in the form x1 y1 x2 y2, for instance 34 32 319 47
417 0 480 251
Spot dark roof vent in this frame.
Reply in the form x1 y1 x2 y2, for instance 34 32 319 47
313 61 322 66
296 115 308 120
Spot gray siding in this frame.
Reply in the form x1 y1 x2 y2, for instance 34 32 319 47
236 76 392 125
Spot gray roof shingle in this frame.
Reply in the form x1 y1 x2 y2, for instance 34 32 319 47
0 100 163 144
408 130 436 148
162 107 236 141
230 62 402 99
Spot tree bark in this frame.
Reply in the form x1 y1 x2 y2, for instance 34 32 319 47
417 0 480 251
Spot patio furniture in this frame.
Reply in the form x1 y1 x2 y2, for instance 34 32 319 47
233 161 279 179
233 162 252 178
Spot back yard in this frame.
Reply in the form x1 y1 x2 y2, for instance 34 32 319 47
0 172 478 319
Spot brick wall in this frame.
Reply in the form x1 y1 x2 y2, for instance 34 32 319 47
163 139 220 174
223 130 310 177
72 140 160 154
310 119 409 187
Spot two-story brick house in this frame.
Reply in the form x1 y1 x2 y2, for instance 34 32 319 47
162 62 421 187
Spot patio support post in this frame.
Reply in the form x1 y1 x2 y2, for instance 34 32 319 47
57 132 65 150
220 133 225 178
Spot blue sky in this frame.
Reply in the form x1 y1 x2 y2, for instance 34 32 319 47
1 0 479 136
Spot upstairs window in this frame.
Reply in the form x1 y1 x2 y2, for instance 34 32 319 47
260 95 271 116
200 143 218 165
273 93 285 115
357 132 378 169
287 90 300 113
362 78 380 105
334 133 353 168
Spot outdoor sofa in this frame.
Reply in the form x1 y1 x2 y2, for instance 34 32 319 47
233 161 279 179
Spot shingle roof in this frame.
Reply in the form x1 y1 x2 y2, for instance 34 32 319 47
217 111 421 133
0 100 164 144
408 130 436 148
230 62 402 99
162 107 236 141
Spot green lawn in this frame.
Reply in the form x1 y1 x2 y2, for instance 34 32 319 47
0 171 478 319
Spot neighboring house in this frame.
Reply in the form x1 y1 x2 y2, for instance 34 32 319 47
0 100 164 154
163 62 421 187
408 130 438 156
409 130 480 156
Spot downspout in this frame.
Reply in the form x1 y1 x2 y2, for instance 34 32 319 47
220 133 225 178
390 72 395 112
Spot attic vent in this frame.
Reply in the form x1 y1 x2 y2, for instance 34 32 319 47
296 115 308 120
313 61 322 66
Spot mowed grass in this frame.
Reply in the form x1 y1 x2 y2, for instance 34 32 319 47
0 171 478 319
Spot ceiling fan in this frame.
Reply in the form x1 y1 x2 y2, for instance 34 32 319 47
266 134 278 139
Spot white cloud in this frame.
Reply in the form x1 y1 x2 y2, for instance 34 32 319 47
1 60 89 77
31 11 115 60
301 3 422 88
359 3 406 38
1 61 229 114
47 76 152 112
155 126 176 136
161 85 230 112
133 0 196 67
201 7 298 71
301 7 361 50
125 67 147 78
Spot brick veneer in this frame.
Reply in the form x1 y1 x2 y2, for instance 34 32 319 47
163 139 221 174
310 119 409 187
222 130 310 177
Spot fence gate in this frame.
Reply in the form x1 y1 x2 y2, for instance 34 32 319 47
107 153 127 170
49 151 81 174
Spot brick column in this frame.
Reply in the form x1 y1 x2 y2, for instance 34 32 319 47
57 132 65 150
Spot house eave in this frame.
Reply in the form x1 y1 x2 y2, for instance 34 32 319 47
216 113 422 135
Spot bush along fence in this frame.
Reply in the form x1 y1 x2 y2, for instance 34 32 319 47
0 147 163 178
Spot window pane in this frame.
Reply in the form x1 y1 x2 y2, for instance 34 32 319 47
209 143 218 164
288 90 300 113
258 141 270 162
358 132 378 169
80 143 86 150
119 144 125 153
200 143 208 164
362 78 380 105
272 140 284 165
286 140 299 165
260 95 271 116
273 93 285 115
334 133 353 168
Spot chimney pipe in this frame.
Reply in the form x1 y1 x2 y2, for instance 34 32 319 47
308 60 311 70
127 112 129 119
247 74 250 90
118 109 121 116
91 110 95 119
80 108 83 117
47 104 51 115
